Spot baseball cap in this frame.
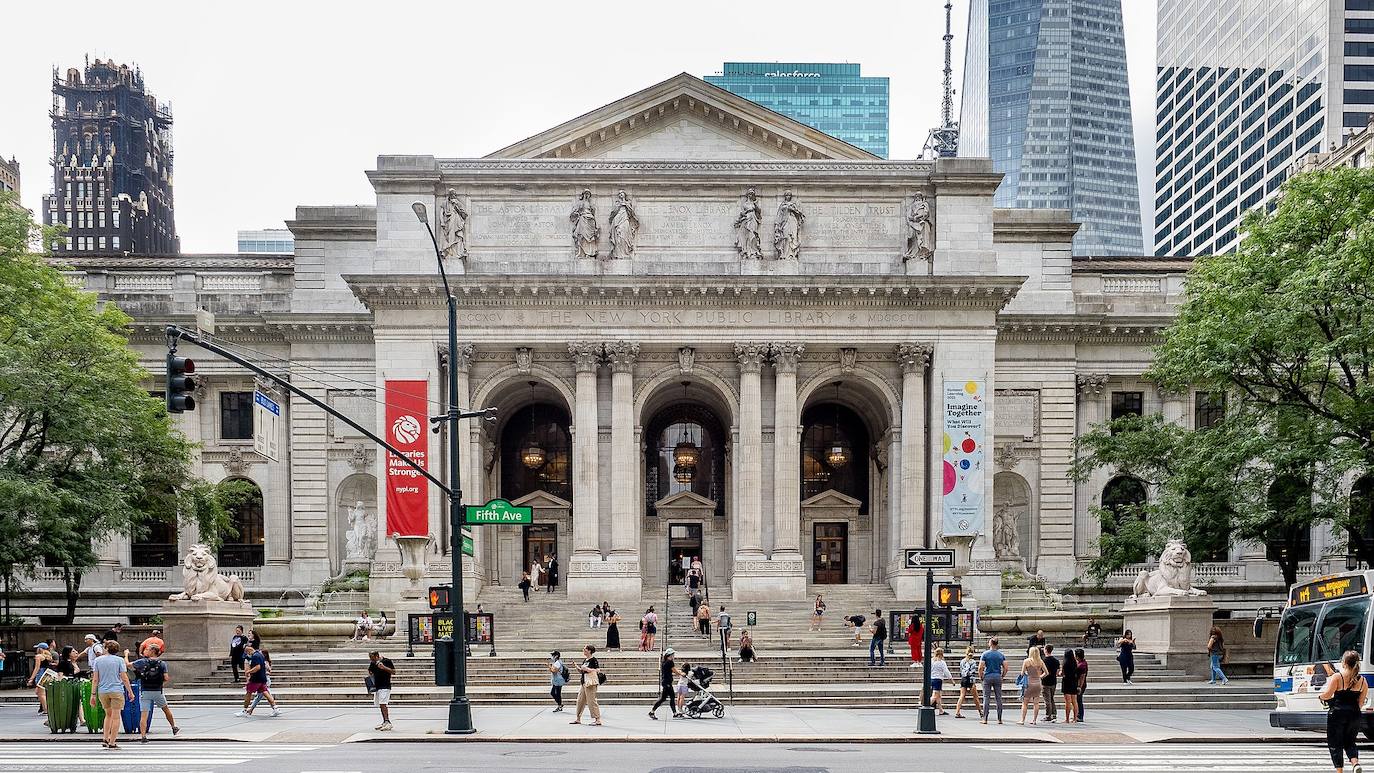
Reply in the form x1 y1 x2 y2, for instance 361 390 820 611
664 648 676 656
151 629 161 635
84 634 97 642
34 643 48 650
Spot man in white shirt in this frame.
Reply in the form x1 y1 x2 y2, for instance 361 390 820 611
353 611 373 641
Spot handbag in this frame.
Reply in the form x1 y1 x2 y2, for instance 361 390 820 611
364 675 376 693
597 671 607 685
1015 673 1028 689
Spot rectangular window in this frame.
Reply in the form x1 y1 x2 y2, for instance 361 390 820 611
1110 391 1143 421
1194 391 1226 429
220 391 254 440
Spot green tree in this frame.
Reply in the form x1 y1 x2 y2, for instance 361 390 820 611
0 192 239 622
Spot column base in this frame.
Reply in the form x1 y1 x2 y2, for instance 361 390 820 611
158 600 256 679
566 555 641 602
1122 594 1216 676
731 555 806 601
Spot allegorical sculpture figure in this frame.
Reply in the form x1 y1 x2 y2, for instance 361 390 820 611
167 544 246 603
773 189 805 260
345 500 376 560
992 503 1020 560
570 189 600 258
903 192 935 261
733 187 763 259
1131 539 1207 598
608 189 639 259
438 188 469 261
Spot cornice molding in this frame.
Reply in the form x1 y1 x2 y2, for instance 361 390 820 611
48 255 293 270
997 314 1171 343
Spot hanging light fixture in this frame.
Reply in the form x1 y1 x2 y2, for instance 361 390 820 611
521 381 546 469
673 462 695 485
825 381 851 468
670 381 700 478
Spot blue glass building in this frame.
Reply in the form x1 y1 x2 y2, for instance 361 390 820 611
959 0 1143 256
705 62 889 157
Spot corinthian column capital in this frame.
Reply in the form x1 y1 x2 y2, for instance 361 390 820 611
734 342 769 373
568 341 603 373
603 340 639 373
895 343 933 373
770 342 805 373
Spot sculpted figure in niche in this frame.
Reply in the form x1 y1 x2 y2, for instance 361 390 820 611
992 503 1020 560
733 187 763 259
608 189 639 259
345 500 376 560
773 189 805 260
903 192 935 261
438 188 469 261
569 188 600 258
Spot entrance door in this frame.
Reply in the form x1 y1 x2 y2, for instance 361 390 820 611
813 523 848 584
668 523 703 586
523 524 557 573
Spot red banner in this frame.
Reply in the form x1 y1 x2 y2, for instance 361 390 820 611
384 379 429 537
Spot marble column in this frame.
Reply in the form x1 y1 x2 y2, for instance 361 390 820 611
735 343 768 558
888 343 932 598
605 341 639 558
568 342 602 560
451 344 483 596
770 343 805 557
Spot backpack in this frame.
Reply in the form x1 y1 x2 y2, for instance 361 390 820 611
560 664 570 682
137 659 165 686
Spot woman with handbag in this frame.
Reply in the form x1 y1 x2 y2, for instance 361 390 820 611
569 645 603 726
1018 646 1046 725
1320 649 1368 773
953 645 980 719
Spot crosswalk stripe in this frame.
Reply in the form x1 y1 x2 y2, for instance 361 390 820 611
977 744 1331 773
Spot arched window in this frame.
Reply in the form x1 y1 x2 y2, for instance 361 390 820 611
645 404 725 518
1267 474 1313 564
1351 475 1374 565
1100 476 1147 534
801 403 870 514
219 479 264 567
131 518 178 567
500 403 571 502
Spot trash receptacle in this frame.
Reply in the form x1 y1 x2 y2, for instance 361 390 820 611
434 637 454 687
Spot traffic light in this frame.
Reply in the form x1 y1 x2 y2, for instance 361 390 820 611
166 353 196 413
937 583 963 608
429 585 451 610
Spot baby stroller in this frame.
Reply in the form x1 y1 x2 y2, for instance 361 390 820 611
682 665 725 719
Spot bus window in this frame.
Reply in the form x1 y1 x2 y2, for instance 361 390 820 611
1315 596 1370 663
1277 604 1320 664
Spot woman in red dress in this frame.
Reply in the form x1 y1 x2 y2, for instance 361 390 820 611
907 616 924 666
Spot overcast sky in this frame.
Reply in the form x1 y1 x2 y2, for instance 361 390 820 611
0 0 1157 253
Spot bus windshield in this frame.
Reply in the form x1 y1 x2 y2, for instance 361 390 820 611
1277 595 1369 665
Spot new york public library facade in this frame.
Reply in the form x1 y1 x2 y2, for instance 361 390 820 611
35 73 1320 620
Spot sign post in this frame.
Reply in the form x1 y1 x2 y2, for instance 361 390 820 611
463 498 534 526
917 567 939 735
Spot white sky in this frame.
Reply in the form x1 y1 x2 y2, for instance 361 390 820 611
0 0 1157 253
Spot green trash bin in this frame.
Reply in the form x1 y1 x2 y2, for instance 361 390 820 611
45 678 80 733
80 678 104 734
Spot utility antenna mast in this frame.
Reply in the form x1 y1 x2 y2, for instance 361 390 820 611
923 0 960 158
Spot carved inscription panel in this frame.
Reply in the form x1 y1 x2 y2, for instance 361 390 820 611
994 389 1039 439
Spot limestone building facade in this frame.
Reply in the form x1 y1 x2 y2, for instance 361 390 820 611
27 73 1339 620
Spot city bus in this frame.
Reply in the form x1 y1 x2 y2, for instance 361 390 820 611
1266 570 1374 734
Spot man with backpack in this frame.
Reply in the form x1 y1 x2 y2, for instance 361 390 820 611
125 644 179 742
868 609 888 667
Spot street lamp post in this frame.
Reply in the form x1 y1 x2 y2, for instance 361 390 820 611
412 201 475 735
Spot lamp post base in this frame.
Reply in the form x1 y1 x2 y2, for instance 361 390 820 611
915 705 939 734
445 697 476 734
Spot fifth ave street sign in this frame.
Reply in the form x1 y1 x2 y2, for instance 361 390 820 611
905 549 955 570
464 498 533 525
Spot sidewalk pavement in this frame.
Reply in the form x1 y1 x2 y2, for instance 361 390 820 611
0 703 1300 744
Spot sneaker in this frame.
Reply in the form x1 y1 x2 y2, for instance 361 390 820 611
1351 764 1362 773
378 722 392 731
172 726 180 736
375 722 386 730
270 708 281 717
233 710 247 717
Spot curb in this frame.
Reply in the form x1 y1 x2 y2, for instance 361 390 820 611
0 734 1316 745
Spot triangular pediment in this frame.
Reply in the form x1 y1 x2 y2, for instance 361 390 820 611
653 489 717 509
486 73 877 162
510 490 571 510
801 489 863 508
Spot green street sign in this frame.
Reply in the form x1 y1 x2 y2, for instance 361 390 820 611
464 498 533 526
462 534 474 556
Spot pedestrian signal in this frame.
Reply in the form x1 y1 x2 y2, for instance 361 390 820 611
937 583 962 608
166 354 197 413
429 585 451 609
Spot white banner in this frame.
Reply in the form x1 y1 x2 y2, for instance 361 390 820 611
941 379 986 538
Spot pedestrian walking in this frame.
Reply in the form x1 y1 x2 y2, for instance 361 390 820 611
845 612 867 646
547 555 559 593
90 640 133 749
229 626 247 683
126 644 179 741
247 628 262 650
1041 644 1060 722
139 629 166 658
649 648 678 719
102 623 125 643
675 660 692 715
605 607 622 651
717 606 733 651
570 645 602 726
978 637 1006 725
1061 645 1080 723
1321 649 1368 773
697 601 712 638
530 556 544 589
26 643 52 716
235 643 279 717
519 571 532 601
1116 629 1137 684
687 563 702 597
738 629 756 663
367 651 394 730
929 647 953 715
1206 626 1229 685
810 594 826 631
548 651 567 712
868 610 887 667
953 645 981 718
1017 645 1046 725
1074 648 1089 721
907 615 924 667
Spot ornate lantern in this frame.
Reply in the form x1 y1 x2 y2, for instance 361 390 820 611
521 381 546 469
673 463 695 484
825 381 851 468
669 382 699 478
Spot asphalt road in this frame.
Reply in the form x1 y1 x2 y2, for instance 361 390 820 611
0 740 1340 773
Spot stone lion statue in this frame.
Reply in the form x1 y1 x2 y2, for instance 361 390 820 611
1132 539 1207 598
168 544 246 603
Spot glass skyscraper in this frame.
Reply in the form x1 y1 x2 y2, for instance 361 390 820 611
705 62 889 157
959 0 1143 256
1154 0 1374 256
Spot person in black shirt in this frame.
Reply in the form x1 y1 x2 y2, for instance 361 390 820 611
368 651 395 731
54 646 79 677
1041 644 1060 722
1027 630 1046 649
126 644 178 741
102 623 124 643
570 645 602 726
229 626 247 683
868 610 887 667
649 648 678 719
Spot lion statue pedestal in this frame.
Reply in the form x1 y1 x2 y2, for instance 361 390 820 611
159 545 256 678
1121 540 1215 676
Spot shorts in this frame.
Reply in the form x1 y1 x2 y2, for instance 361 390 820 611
373 688 391 706
676 683 690 696
140 690 168 711
931 678 944 692
99 691 125 714
646 624 657 634
245 681 269 694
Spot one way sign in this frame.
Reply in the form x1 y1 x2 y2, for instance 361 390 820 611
905 549 955 570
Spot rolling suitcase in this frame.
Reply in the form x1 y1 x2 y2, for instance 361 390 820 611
80 678 104 733
120 681 142 733
44 678 79 733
